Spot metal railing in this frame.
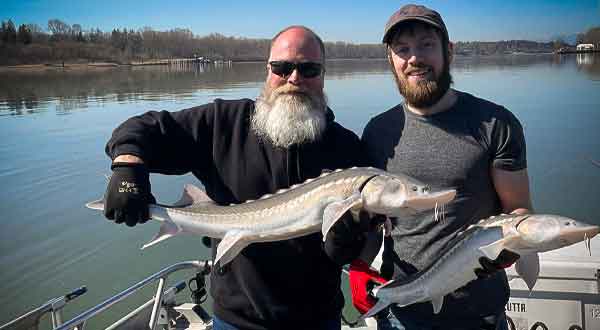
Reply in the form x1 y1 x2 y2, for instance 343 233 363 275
51 259 211 330
0 287 87 330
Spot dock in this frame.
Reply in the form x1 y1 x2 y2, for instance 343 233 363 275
556 49 600 54
130 57 232 66
556 43 600 54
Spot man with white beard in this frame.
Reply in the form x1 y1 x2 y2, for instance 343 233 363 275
102 26 367 330
253 80 328 148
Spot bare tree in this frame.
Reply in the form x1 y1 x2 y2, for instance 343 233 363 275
71 24 86 42
48 19 71 40
583 27 600 44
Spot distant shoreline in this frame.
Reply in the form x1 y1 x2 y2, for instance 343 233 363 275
1 53 573 72
0 62 123 72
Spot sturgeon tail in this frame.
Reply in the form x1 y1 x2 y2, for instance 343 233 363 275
361 299 391 320
86 199 105 211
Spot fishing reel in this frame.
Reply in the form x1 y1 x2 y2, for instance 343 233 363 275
188 261 211 304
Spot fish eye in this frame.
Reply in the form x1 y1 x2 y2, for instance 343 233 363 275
412 186 418 192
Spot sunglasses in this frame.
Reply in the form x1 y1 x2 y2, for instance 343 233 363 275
269 61 324 79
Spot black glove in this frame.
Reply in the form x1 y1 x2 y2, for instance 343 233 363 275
104 162 155 227
475 250 520 278
336 210 387 239
324 211 387 266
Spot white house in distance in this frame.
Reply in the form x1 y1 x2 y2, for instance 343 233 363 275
576 43 595 51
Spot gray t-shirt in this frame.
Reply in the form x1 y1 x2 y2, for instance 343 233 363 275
362 90 526 321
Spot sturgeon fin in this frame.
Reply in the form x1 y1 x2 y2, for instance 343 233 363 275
321 192 362 241
142 220 180 249
515 253 540 291
479 239 508 260
361 299 391 320
172 184 213 207
431 295 444 314
215 229 252 266
86 199 105 211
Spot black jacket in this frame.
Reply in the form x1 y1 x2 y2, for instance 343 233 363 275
106 98 365 329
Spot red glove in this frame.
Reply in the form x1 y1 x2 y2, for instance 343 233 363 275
349 259 388 314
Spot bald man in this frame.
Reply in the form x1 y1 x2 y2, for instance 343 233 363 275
103 26 366 330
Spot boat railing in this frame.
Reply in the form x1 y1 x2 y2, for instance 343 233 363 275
0 286 87 330
57 260 211 330
1 260 212 330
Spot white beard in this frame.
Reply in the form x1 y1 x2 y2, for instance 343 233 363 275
252 85 327 148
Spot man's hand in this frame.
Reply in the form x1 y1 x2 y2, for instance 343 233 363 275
475 250 520 278
350 210 388 236
104 162 155 226
349 259 387 314
324 211 387 266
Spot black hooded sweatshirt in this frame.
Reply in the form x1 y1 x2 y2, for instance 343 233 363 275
105 98 366 329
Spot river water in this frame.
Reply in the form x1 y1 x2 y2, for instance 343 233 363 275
1 54 599 328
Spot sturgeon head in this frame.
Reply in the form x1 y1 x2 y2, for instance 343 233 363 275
479 214 600 290
360 172 456 218
320 169 455 240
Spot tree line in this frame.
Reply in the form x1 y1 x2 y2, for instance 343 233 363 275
454 40 556 56
0 19 388 65
1 18 599 66
577 27 600 46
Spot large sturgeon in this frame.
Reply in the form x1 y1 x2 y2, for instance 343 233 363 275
363 214 600 318
87 167 456 266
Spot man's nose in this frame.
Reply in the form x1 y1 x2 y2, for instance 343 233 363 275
287 68 303 84
406 49 424 66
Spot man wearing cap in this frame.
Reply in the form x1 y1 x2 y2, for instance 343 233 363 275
351 4 533 330
102 25 368 330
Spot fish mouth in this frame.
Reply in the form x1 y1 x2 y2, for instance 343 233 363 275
404 189 456 212
558 224 600 255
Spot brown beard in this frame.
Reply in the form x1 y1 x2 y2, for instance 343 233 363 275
392 61 452 108
252 84 328 148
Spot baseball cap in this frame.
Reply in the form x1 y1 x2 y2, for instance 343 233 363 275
382 4 449 44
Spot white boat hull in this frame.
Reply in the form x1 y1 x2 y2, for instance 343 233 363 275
504 237 600 330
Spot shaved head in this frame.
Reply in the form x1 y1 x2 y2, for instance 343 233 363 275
270 25 325 62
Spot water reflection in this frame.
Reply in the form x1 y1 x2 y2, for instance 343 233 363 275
1 55 600 116
0 63 265 116
452 54 556 71
576 53 600 79
1 61 392 115
576 53 595 65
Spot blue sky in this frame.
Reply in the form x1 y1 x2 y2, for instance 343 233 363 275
3 0 599 43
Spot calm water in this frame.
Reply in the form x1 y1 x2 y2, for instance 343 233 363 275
1 55 600 328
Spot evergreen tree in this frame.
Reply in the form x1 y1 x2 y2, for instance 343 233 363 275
25 24 45 43
17 24 33 44
4 19 17 44
0 21 6 44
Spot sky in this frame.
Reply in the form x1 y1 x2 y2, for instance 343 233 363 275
3 0 599 43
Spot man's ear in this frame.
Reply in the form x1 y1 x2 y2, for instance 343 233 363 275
386 45 394 64
447 41 454 64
